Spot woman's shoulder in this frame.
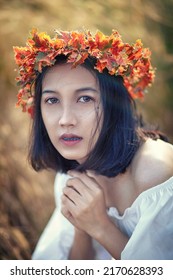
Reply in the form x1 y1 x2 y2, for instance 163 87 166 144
130 138 173 193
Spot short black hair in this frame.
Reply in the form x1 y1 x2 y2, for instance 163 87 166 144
28 56 146 177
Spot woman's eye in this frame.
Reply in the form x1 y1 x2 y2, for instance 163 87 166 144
45 97 59 104
78 96 94 103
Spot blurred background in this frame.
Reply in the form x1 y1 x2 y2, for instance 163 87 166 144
0 0 173 259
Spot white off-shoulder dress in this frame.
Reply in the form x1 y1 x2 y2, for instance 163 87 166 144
32 173 173 260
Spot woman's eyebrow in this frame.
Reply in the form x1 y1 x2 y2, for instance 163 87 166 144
75 87 99 94
42 89 58 94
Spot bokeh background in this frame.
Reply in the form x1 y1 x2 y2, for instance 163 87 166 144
0 0 173 259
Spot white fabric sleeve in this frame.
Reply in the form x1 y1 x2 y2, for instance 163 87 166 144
32 173 74 260
121 185 173 260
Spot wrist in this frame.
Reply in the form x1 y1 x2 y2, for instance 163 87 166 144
74 227 92 240
69 227 95 260
88 214 112 240
91 216 128 259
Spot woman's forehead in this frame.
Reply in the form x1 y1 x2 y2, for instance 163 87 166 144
42 63 99 91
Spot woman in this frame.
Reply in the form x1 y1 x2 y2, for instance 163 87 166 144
14 29 173 260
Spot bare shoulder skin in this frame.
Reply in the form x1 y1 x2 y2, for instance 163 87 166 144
130 138 173 194
104 139 173 215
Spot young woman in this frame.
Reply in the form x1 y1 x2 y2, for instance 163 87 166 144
14 29 173 260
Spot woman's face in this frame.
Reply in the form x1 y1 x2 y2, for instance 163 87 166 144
41 63 103 163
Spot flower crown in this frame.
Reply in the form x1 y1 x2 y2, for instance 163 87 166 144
13 28 155 117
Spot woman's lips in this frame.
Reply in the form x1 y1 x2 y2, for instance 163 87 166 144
60 134 83 146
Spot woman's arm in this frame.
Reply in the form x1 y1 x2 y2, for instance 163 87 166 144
90 215 128 259
68 228 95 260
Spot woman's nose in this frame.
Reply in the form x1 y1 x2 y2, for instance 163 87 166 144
58 106 77 127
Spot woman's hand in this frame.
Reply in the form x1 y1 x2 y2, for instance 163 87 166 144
61 170 109 238
61 170 129 259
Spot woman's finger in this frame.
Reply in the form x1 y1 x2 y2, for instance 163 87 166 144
68 170 100 193
66 176 93 199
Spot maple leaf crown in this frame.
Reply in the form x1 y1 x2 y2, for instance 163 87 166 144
13 28 155 117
